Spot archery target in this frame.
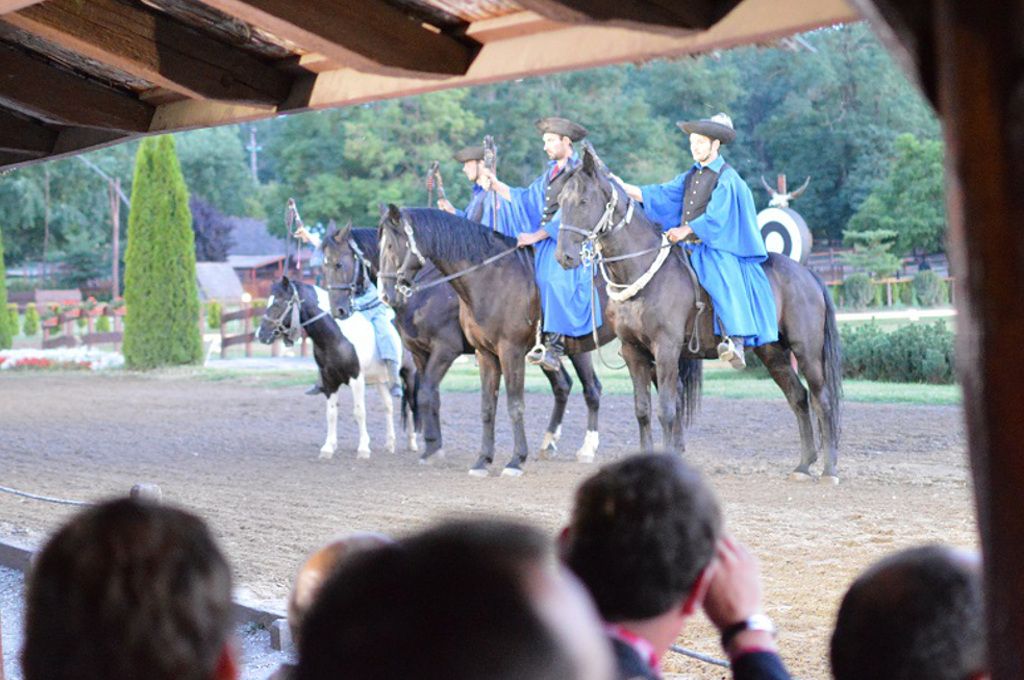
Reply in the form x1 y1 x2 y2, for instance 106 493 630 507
757 207 812 264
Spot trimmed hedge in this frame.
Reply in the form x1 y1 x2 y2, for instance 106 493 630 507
842 273 874 309
206 300 222 330
913 270 948 307
96 312 112 333
841 320 955 384
123 136 202 369
23 303 39 336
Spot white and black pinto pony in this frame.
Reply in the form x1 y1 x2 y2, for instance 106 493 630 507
256 276 417 459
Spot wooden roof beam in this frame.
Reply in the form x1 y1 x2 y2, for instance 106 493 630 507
3 0 292 105
0 108 55 157
196 0 481 78
515 0 743 35
0 0 41 13
0 44 154 132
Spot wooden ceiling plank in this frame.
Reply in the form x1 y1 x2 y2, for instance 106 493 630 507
0 108 55 155
515 0 742 34
0 44 154 132
0 0 41 13
3 0 291 105
196 0 480 77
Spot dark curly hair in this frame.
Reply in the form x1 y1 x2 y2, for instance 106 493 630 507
563 453 722 621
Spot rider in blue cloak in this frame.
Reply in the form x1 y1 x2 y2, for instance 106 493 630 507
479 117 602 371
613 113 778 369
436 144 516 234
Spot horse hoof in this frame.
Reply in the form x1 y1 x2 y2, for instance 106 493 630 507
468 457 490 477
821 475 840 486
788 471 814 483
357 450 371 460
318 448 336 460
501 465 524 478
576 452 595 464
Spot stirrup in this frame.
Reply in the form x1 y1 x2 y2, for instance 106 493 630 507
717 337 746 370
526 342 546 364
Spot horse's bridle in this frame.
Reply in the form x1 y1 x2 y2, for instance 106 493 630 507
558 180 636 257
325 238 372 299
262 282 330 345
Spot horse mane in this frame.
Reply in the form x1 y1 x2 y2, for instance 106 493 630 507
401 207 520 264
349 228 380 269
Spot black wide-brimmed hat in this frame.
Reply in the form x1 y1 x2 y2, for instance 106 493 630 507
452 145 485 163
677 112 736 144
536 116 588 142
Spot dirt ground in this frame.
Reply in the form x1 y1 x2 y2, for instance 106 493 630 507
0 372 975 679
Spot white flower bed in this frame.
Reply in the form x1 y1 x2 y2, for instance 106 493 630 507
0 348 125 371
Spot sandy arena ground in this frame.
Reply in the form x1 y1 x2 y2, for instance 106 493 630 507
0 372 976 679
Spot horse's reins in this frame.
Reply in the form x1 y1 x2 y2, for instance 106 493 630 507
263 283 331 345
392 218 520 299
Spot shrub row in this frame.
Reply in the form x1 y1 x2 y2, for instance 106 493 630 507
838 270 950 310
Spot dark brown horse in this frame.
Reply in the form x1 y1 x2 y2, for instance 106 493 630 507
555 145 842 481
377 206 638 477
321 220 599 468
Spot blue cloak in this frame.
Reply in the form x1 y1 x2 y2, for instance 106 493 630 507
457 185 516 234
640 155 778 347
507 159 602 337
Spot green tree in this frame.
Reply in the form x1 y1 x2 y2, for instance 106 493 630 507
176 126 256 216
0 227 15 349
122 136 202 369
842 228 901 278
846 133 946 256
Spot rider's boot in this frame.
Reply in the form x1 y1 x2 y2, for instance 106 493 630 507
385 359 403 398
306 377 325 396
716 336 746 370
536 333 565 373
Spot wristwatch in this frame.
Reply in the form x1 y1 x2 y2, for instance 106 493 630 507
720 614 776 649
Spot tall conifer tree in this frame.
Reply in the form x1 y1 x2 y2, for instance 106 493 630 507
0 227 14 349
123 136 202 368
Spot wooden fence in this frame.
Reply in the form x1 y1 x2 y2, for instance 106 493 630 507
41 304 123 350
218 300 307 359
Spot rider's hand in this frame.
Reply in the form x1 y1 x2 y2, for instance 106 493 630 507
437 198 456 213
294 226 312 243
517 232 539 248
666 225 692 244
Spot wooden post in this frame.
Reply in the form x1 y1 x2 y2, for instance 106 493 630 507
220 305 229 360
243 300 252 357
86 312 95 348
934 3 1024 677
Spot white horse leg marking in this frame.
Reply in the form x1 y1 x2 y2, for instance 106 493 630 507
351 376 371 458
576 430 600 464
406 402 419 453
541 425 562 455
319 392 338 459
377 382 396 454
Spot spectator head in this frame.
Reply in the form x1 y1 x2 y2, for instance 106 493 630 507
830 544 986 680
287 532 393 646
562 453 723 622
295 519 614 680
22 497 236 680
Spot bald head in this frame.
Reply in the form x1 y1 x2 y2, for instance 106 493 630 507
288 533 392 646
831 545 986 680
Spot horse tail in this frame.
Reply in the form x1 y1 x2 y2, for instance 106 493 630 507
677 356 703 427
817 272 843 449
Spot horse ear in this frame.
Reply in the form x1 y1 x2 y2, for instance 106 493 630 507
281 274 290 287
582 145 598 176
335 220 352 241
387 204 402 224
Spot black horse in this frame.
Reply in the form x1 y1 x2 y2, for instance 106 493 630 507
555 146 842 481
319 222 469 460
